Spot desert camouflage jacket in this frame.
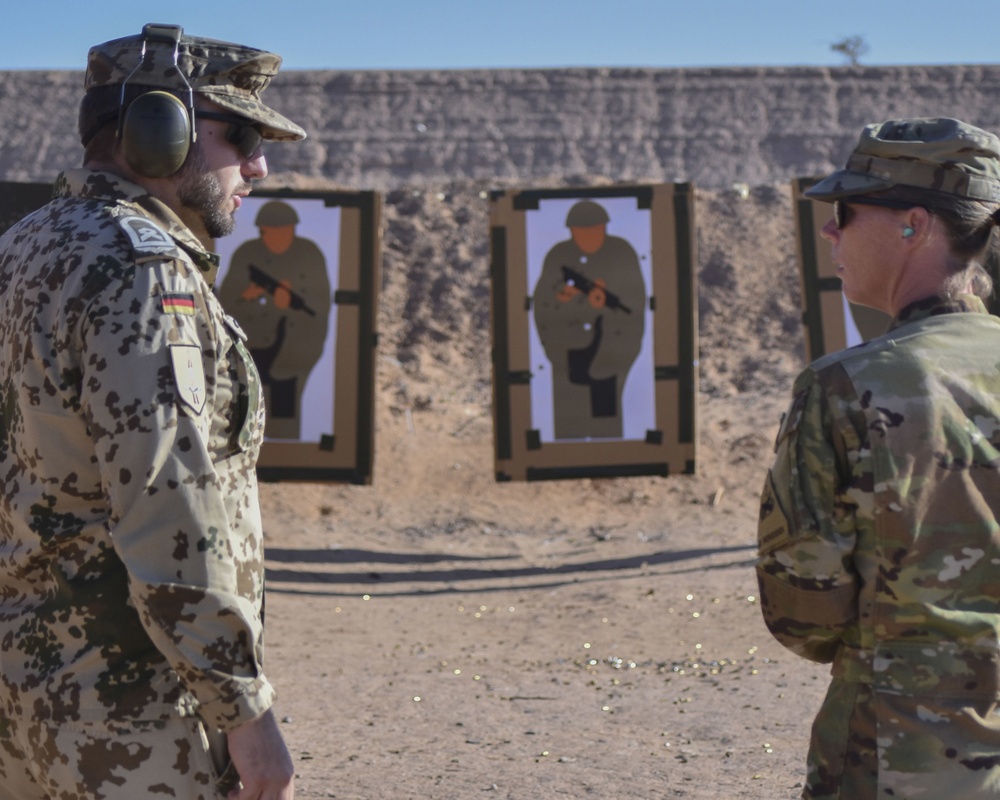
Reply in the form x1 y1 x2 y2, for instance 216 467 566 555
0 169 273 732
758 294 1000 797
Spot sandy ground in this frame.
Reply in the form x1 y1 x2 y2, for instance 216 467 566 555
254 182 832 798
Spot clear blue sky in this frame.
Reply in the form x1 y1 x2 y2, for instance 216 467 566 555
5 0 998 70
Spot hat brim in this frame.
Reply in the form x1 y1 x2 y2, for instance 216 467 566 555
803 169 893 202
204 89 306 142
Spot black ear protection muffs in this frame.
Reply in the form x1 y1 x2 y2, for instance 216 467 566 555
119 90 192 178
117 24 196 179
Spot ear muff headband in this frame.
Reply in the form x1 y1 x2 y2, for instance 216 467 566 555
117 24 196 178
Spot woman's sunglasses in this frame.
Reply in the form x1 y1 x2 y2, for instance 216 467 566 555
194 111 264 159
833 197 920 229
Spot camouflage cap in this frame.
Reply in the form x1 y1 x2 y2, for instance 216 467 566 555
565 200 610 227
805 118 1000 203
85 23 305 142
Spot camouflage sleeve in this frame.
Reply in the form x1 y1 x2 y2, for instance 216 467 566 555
756 366 862 664
78 255 274 732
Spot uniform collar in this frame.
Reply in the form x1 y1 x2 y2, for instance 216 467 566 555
54 168 221 283
889 293 989 331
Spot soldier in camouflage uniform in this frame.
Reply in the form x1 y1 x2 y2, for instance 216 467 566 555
757 118 1000 798
0 23 305 800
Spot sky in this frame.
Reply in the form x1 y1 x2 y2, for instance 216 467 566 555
5 0 998 71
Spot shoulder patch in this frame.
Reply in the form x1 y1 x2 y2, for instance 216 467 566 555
160 292 197 316
116 215 180 259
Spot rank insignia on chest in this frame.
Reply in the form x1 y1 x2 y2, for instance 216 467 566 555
160 292 196 316
169 344 207 415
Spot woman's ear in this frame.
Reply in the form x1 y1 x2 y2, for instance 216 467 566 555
903 206 932 241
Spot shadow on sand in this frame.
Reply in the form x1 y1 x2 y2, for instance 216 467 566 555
264 543 756 598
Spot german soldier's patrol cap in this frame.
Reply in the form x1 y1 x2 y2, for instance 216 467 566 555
85 22 306 142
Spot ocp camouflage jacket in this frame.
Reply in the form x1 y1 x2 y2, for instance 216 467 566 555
758 294 1000 798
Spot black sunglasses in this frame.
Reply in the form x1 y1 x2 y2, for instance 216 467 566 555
833 196 920 230
194 111 264 159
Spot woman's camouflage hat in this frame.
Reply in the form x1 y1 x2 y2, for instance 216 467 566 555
85 23 305 142
805 117 1000 203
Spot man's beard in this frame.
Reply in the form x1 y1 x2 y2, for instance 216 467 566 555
175 144 249 239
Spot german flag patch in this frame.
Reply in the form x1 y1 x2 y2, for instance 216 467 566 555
160 293 196 316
